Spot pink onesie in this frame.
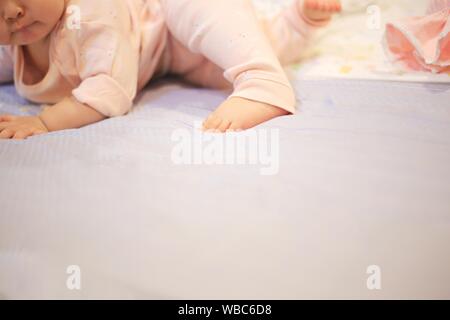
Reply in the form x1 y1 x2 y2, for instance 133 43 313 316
0 0 323 117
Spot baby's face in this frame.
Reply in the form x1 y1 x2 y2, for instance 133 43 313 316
0 0 66 45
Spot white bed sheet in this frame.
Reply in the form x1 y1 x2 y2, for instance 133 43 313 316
1 0 450 300
1 76 449 299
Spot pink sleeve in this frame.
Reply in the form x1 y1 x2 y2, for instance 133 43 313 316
0 46 14 84
71 22 139 117
68 0 140 117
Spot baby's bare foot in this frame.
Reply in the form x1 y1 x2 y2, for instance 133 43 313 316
301 0 342 22
202 97 290 132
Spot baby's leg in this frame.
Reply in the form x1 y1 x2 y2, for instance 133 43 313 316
161 0 295 131
202 0 342 131
260 0 341 67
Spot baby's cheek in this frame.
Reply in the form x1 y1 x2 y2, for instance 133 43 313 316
0 34 11 45
0 23 11 45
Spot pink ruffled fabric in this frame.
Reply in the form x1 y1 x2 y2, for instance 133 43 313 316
384 0 450 73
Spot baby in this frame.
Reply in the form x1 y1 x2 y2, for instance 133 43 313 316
0 0 341 139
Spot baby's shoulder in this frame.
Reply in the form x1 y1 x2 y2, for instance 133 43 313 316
52 0 133 46
62 0 131 26
50 0 129 63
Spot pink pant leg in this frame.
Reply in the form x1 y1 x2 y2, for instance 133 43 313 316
160 0 296 113
166 36 232 90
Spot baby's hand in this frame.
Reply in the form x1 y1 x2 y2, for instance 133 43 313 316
0 115 48 140
302 0 342 22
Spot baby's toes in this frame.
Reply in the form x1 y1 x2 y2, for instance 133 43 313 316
202 114 223 131
304 0 319 10
216 119 232 133
331 0 342 12
316 0 327 11
322 0 336 12
227 121 245 132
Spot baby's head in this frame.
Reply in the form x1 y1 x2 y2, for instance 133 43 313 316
0 0 66 46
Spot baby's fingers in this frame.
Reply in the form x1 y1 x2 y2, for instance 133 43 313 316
0 122 9 131
0 114 17 122
332 0 342 12
0 120 15 131
0 128 15 139
12 129 35 140
32 130 47 137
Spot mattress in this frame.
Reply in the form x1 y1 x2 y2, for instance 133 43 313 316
1 0 450 299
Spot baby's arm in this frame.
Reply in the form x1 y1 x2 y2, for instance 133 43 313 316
39 97 106 132
0 97 106 139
